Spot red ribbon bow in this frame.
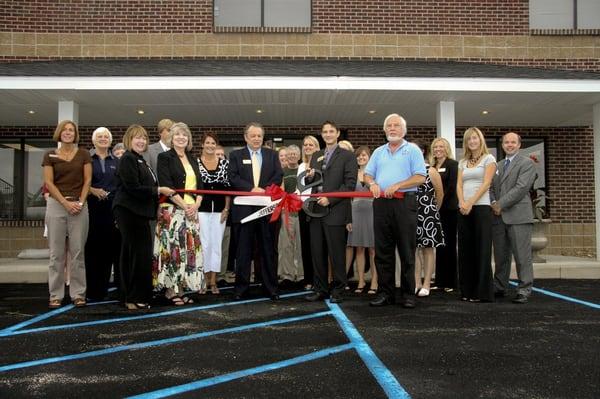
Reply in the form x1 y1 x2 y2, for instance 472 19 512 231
265 185 303 229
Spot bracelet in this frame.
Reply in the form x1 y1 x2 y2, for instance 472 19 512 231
223 208 229 212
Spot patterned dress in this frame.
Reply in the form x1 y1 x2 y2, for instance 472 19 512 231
153 162 204 294
416 166 445 248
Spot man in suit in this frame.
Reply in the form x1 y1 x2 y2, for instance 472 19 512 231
143 118 174 173
228 122 283 300
364 114 426 308
305 121 357 303
491 132 537 304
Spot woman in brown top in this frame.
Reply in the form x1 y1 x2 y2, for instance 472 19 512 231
42 120 92 309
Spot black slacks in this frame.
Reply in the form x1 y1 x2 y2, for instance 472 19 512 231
85 199 121 301
309 220 347 296
373 195 418 299
298 210 314 286
457 205 494 302
114 206 153 304
434 209 458 289
235 217 278 297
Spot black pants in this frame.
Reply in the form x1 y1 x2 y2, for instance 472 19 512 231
298 210 314 285
309 220 347 296
235 218 278 297
373 195 418 299
434 209 458 289
114 206 153 304
457 205 494 301
85 198 121 301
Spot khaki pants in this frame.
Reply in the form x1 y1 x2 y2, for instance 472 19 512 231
277 214 303 281
45 197 89 300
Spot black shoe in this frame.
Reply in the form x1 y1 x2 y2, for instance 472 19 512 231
494 290 506 298
512 294 528 304
305 292 328 302
370 294 394 307
330 294 343 303
401 298 416 309
233 294 245 301
270 294 280 301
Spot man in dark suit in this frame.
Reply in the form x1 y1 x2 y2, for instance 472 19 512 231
491 132 537 304
305 121 357 303
228 122 283 300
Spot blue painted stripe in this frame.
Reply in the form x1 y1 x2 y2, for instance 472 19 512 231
0 304 75 335
509 281 600 309
126 343 354 399
327 301 411 399
0 311 331 373
0 291 309 337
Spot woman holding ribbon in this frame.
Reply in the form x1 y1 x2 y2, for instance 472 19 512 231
153 122 205 305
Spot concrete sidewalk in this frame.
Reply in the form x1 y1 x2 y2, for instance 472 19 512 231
1 254 599 284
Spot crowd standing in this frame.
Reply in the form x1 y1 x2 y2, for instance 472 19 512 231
41 115 537 309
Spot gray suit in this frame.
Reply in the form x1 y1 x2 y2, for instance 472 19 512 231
490 153 537 296
143 141 167 174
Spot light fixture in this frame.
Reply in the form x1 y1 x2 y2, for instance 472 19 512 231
482 110 489 115
27 110 35 114
256 109 263 114
368 110 377 114
137 109 145 115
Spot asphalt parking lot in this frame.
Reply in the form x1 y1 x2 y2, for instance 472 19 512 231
0 279 599 398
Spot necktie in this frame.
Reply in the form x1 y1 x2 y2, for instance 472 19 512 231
504 158 511 174
252 151 260 188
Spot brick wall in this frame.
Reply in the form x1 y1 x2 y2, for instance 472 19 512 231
1 124 594 224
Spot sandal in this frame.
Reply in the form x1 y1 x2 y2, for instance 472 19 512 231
367 287 378 295
199 287 207 295
48 299 61 309
73 298 86 307
354 285 366 294
125 302 150 310
304 284 313 291
210 285 220 295
170 297 185 306
181 296 194 304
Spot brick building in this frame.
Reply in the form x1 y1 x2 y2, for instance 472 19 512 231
0 0 599 258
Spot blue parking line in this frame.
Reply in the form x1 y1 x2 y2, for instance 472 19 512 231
0 291 308 337
509 281 600 309
126 343 355 399
0 311 331 373
327 301 411 399
0 304 75 335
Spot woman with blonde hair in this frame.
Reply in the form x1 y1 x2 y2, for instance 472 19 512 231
297 135 320 290
456 127 496 302
431 137 459 292
42 120 92 308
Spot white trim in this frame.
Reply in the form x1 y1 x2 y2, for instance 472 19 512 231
1 76 600 92
436 101 456 158
593 103 600 261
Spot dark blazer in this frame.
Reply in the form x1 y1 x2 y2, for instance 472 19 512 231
228 146 283 223
156 148 203 204
113 150 159 219
309 146 358 226
436 158 458 211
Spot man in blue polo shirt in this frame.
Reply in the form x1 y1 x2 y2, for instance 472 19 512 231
364 113 427 308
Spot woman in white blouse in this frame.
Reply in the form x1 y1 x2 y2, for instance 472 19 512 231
456 127 496 303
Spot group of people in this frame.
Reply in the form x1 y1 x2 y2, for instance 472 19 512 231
42 113 537 310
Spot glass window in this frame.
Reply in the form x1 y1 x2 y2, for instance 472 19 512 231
530 0 600 30
214 0 311 28
25 140 55 220
577 0 600 29
0 143 17 220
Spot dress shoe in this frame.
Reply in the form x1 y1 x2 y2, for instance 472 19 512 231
512 294 528 304
305 292 328 302
233 294 245 301
270 294 280 301
370 294 394 307
401 298 416 309
330 293 343 303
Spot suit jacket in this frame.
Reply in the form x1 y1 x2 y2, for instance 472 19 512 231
309 146 358 226
490 153 537 225
228 147 283 223
156 149 203 205
143 141 167 173
436 158 458 211
113 150 159 219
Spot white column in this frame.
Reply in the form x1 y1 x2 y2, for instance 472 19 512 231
593 103 600 261
58 100 79 125
436 101 456 157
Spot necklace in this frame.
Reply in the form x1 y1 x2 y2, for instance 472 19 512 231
467 154 482 167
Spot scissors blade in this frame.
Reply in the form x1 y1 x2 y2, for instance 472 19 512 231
233 196 273 206
240 199 282 223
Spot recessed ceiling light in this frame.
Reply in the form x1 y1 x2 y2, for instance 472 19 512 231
256 109 263 114
27 110 35 114
137 109 145 115
482 110 489 115
368 110 376 114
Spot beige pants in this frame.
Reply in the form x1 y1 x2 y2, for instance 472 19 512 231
45 197 89 300
277 215 303 281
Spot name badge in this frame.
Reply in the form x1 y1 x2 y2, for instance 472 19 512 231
317 155 324 162
137 159 144 163
49 154 59 158
243 159 252 165
438 168 446 172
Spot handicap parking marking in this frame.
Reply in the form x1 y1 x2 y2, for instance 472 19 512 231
0 290 309 337
509 281 600 309
125 343 356 399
